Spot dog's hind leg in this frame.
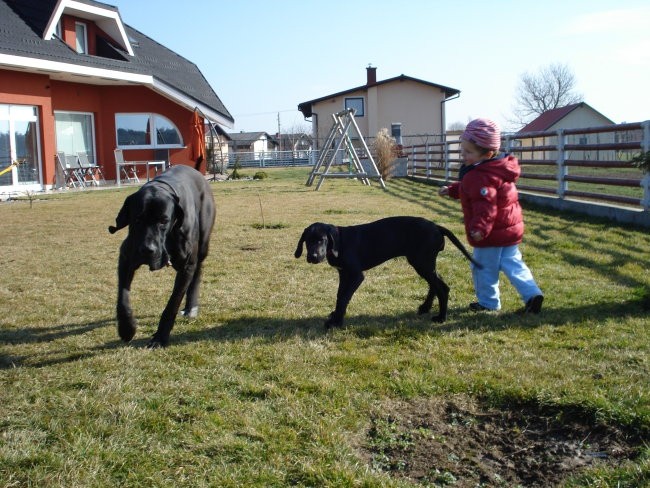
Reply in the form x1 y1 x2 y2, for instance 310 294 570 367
326 270 364 328
428 274 450 323
408 256 449 322
181 262 203 318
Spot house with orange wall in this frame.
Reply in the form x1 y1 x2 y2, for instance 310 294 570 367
0 0 234 194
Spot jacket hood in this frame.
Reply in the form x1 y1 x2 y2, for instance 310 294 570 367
476 153 520 183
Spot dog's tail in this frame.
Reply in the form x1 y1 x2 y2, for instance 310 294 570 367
438 225 483 269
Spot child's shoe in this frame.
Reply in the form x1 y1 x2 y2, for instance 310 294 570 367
524 295 544 314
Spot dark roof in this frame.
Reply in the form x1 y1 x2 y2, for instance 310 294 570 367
228 131 278 149
228 131 273 142
298 74 460 118
518 102 613 133
0 0 233 127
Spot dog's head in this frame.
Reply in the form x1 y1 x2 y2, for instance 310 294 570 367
294 223 339 264
109 184 182 271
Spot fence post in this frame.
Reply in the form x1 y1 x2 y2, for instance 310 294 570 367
641 120 650 210
556 129 567 199
412 145 416 177
425 143 430 178
444 140 450 182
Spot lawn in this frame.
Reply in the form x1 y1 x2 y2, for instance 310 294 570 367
1 168 648 487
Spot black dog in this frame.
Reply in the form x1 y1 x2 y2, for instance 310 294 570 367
109 165 215 348
295 216 480 328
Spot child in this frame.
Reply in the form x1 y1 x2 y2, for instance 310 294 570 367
438 118 543 313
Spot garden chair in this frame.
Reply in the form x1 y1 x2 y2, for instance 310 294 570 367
77 152 106 186
56 151 84 188
114 148 140 184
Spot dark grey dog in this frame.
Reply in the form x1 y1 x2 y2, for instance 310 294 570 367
109 165 215 348
295 216 480 328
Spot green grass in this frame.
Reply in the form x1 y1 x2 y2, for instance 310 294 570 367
1 168 649 487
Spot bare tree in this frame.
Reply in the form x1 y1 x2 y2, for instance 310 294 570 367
510 63 582 128
447 121 467 131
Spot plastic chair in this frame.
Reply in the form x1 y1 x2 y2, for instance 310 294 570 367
77 152 105 186
56 151 84 188
114 149 140 183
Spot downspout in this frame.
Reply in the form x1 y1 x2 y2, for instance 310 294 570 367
304 113 318 165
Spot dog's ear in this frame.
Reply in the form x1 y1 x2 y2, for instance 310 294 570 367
327 226 339 258
172 193 185 230
294 228 307 258
108 194 133 234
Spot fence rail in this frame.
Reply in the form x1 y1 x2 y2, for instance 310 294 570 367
226 150 313 168
406 120 650 211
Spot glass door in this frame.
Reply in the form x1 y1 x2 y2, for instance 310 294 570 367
0 116 10 187
0 104 41 190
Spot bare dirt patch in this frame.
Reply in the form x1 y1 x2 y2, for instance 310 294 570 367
362 396 643 487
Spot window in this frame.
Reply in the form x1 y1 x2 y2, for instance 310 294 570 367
75 22 88 54
391 123 402 145
55 111 95 163
345 97 364 117
116 113 182 149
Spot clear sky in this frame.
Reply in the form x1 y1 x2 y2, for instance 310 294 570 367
108 0 649 134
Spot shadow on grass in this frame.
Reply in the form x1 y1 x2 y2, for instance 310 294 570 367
2 296 646 370
1 317 137 369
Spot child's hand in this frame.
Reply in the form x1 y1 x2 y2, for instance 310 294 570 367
470 230 483 241
438 186 449 196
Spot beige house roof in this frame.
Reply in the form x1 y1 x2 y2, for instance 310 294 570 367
519 102 614 133
298 69 459 118
298 67 460 143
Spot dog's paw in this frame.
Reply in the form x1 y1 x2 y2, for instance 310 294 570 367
117 318 137 342
180 306 199 318
325 312 343 329
418 304 432 315
146 337 168 349
430 314 446 323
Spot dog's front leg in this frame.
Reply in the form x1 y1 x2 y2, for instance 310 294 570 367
326 269 364 328
116 249 138 343
148 264 196 348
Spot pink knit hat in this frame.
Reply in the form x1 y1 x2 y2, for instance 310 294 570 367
462 118 501 150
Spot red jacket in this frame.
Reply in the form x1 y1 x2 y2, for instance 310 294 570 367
447 153 524 248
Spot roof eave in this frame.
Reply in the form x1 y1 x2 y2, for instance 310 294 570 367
298 75 460 118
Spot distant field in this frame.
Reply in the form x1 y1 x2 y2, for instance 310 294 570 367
1 168 648 487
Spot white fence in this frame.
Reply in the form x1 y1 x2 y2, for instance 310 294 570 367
227 150 313 168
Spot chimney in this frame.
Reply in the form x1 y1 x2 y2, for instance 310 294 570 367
366 65 377 85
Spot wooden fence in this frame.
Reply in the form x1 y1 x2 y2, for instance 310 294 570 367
406 121 650 211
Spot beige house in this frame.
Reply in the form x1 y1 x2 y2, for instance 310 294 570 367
298 67 460 149
516 102 615 161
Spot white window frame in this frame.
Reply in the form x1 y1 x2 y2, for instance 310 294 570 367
115 113 184 149
391 123 402 145
75 21 88 54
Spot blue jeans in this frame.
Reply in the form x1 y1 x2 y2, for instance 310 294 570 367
471 245 542 310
